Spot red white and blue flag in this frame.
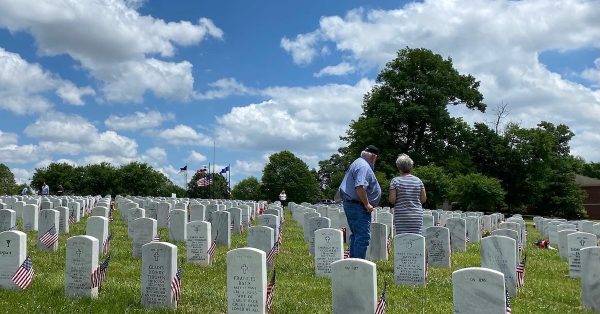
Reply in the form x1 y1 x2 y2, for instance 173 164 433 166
103 233 112 255
516 254 527 288
153 234 161 242
171 266 182 303
266 241 280 265
68 212 76 225
40 226 58 248
12 255 34 289
91 255 110 289
196 176 213 187
207 231 218 258
375 281 387 314
266 269 276 312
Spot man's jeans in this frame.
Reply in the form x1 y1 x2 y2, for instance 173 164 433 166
343 201 371 259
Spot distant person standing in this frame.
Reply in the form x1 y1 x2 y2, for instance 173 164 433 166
338 145 382 259
388 154 427 235
21 187 28 196
56 185 64 196
279 190 287 208
41 182 49 196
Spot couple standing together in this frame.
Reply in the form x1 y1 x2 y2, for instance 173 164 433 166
339 145 427 259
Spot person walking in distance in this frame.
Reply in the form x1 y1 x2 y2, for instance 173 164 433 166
338 145 382 259
41 182 49 196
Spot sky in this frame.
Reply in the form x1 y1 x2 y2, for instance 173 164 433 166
1 0 600 189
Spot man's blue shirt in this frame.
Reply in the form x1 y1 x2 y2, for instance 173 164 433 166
339 157 381 206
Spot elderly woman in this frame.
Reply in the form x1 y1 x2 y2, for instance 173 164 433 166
389 154 427 235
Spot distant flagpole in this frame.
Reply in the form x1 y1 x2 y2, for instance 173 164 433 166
212 140 216 199
228 163 231 199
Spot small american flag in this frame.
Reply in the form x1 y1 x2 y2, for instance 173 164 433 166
108 209 113 222
9 225 17 230
277 229 283 244
39 226 58 248
196 176 213 187
103 233 113 255
518 243 523 252
153 234 161 242
68 213 76 225
207 232 218 258
375 280 386 314
505 290 512 314
171 266 182 303
266 269 276 312
341 227 347 244
11 255 34 289
343 249 350 259
516 254 527 288
91 255 110 289
266 241 279 265
230 223 234 231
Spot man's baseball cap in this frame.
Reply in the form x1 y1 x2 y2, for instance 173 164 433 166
364 145 379 155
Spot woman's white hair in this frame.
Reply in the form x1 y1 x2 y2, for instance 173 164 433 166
396 154 414 173
361 150 377 160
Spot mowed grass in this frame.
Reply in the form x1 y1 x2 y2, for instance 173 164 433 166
0 208 595 313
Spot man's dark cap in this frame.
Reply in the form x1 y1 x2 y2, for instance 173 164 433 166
364 145 379 155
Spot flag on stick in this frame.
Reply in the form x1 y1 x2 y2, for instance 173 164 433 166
343 249 350 259
266 241 280 265
91 255 110 289
207 232 218 258
516 254 527 288
11 255 34 289
375 280 387 314
153 234 161 242
266 269 276 312
171 265 183 303
39 226 58 248
179 165 187 172
68 212 76 225
103 233 113 255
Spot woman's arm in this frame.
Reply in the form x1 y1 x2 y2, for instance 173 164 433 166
388 188 396 205
420 187 427 204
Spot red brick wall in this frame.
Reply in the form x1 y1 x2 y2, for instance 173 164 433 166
583 186 600 219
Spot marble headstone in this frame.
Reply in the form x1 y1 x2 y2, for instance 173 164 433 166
447 218 466 252
22 204 38 232
141 241 178 309
331 258 377 314
580 246 600 312
0 209 16 233
213 211 231 248
567 232 597 278
425 226 451 267
38 209 59 251
64 235 99 298
452 267 507 314
314 228 343 277
133 217 158 258
186 221 212 266
308 217 331 256
0 230 26 289
168 209 187 241
226 248 267 314
481 235 517 296
394 233 426 286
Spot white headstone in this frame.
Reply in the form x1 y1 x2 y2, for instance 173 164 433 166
331 258 377 314
22 204 38 232
227 248 267 314
314 228 343 277
133 218 158 258
394 233 426 286
38 209 59 251
186 221 212 266
168 209 187 241
425 226 451 267
567 232 597 278
581 246 600 312
141 241 178 309
0 230 26 289
452 267 507 314
64 235 99 298
481 235 517 296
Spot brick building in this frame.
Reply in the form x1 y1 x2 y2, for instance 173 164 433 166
575 174 600 219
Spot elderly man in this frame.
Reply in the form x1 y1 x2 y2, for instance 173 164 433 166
338 145 381 259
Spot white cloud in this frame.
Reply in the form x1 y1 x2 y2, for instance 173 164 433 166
215 79 373 154
195 78 255 100
0 144 39 164
143 147 168 164
24 112 97 143
0 130 18 146
281 0 600 161
0 0 223 102
187 150 208 163
11 168 32 184
89 131 137 158
234 159 265 175
158 124 212 146
0 48 94 114
314 62 355 77
582 58 600 88
105 111 174 131
280 32 322 65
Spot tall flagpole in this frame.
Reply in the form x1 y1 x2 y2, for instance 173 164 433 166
213 140 216 199
228 164 231 199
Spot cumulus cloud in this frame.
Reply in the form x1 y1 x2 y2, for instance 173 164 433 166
314 62 355 77
0 130 18 146
234 159 265 175
143 147 168 164
195 78 255 100
215 79 373 154
10 168 32 184
187 150 208 163
0 144 39 164
281 0 600 161
157 124 212 146
0 0 223 102
0 48 94 114
582 58 600 88
105 111 175 131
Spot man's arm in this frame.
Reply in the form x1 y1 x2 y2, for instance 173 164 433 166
355 186 374 213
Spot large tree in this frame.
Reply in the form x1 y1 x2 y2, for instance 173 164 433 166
187 173 229 199
31 162 78 195
231 177 262 200
261 151 320 203
114 162 174 196
342 47 486 176
0 164 18 194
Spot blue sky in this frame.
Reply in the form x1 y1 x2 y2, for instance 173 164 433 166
1 0 600 188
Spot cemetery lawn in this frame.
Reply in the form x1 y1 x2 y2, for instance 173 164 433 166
0 209 595 314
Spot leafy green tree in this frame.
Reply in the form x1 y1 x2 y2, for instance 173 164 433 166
0 164 17 194
342 47 486 177
535 171 586 219
412 165 451 209
115 162 172 196
231 177 262 200
317 153 351 199
261 151 320 203
31 162 78 195
448 173 505 211
187 173 229 199
79 162 117 196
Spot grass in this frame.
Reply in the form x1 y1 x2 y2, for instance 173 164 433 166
0 208 595 313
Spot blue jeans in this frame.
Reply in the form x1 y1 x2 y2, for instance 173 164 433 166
343 201 371 259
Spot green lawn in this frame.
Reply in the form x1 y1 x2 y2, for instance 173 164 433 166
0 208 594 313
